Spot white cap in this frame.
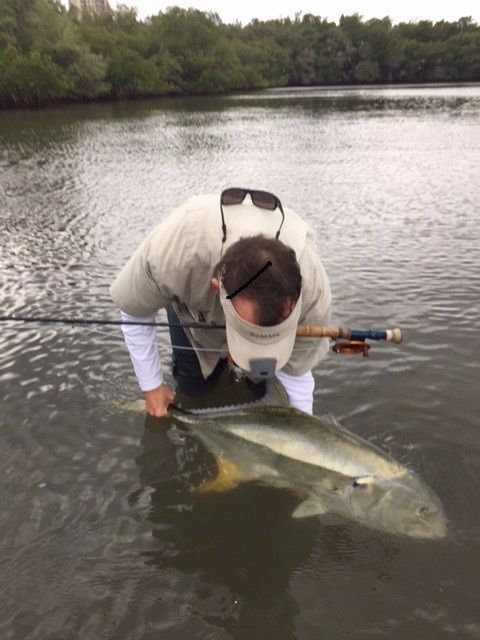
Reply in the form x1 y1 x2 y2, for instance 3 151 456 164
219 282 302 373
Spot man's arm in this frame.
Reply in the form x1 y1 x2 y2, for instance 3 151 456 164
279 233 332 411
110 205 198 415
276 370 315 414
120 312 163 391
120 311 174 417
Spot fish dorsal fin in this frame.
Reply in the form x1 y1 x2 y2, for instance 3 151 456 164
292 497 328 519
192 458 243 494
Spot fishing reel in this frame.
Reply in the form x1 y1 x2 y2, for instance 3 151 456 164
332 340 371 357
331 327 402 357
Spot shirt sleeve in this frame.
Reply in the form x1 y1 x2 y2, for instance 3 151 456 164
282 233 332 376
109 204 196 317
110 235 171 317
120 312 164 392
276 370 315 414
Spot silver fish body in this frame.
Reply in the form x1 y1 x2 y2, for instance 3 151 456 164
168 403 447 540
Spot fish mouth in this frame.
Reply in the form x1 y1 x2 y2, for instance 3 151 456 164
402 515 447 540
420 521 447 539
351 491 448 539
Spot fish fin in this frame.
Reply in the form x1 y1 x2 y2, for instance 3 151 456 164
316 512 347 526
292 497 328 519
183 377 290 416
114 374 290 417
192 458 243 494
353 475 376 487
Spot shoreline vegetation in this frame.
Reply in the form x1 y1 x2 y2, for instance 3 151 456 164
0 1 479 110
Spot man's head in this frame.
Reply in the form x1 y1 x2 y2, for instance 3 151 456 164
212 235 302 374
212 234 302 324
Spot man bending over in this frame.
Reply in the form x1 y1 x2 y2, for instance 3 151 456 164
110 190 331 416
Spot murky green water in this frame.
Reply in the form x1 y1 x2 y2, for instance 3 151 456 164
1 85 479 639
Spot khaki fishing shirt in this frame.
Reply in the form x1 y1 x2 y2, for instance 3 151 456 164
110 193 332 378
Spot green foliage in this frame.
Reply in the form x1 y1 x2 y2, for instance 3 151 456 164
0 44 70 106
0 1 17 50
233 37 288 87
27 0 108 97
107 48 172 97
354 60 380 82
0 1 479 108
144 8 244 94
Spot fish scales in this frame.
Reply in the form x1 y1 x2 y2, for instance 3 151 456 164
177 404 446 538
199 406 405 480
118 383 447 538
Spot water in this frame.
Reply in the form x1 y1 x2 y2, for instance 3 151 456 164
1 84 479 639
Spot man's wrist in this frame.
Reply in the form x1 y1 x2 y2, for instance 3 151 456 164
143 384 164 396
139 374 164 393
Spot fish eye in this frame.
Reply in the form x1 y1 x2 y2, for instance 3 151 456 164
418 505 429 515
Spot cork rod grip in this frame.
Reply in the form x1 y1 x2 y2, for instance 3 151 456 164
296 326 403 343
296 326 343 339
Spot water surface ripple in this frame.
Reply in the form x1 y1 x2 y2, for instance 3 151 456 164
0 85 479 639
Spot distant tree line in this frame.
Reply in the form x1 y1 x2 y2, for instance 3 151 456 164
0 0 479 108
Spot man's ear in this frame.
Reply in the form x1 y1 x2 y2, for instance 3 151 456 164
283 297 295 319
211 277 220 293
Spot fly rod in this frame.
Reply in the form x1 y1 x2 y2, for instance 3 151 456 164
296 325 402 342
0 314 402 355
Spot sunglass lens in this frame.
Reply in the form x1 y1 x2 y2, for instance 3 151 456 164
221 188 245 205
251 191 277 210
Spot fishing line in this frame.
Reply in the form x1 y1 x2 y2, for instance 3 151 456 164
0 314 403 353
0 315 226 329
0 314 316 352
164 344 315 353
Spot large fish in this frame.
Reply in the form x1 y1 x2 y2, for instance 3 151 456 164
123 378 447 539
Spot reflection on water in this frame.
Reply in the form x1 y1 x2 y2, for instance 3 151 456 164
135 415 403 638
1 85 480 639
137 419 311 638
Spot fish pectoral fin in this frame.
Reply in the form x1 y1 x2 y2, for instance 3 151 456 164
292 497 328 519
192 458 243 494
353 475 376 487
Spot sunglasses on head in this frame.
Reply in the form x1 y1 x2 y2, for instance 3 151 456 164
220 188 285 243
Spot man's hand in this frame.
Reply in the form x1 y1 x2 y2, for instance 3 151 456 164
143 384 175 418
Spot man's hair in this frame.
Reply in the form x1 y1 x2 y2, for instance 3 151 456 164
214 234 302 326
